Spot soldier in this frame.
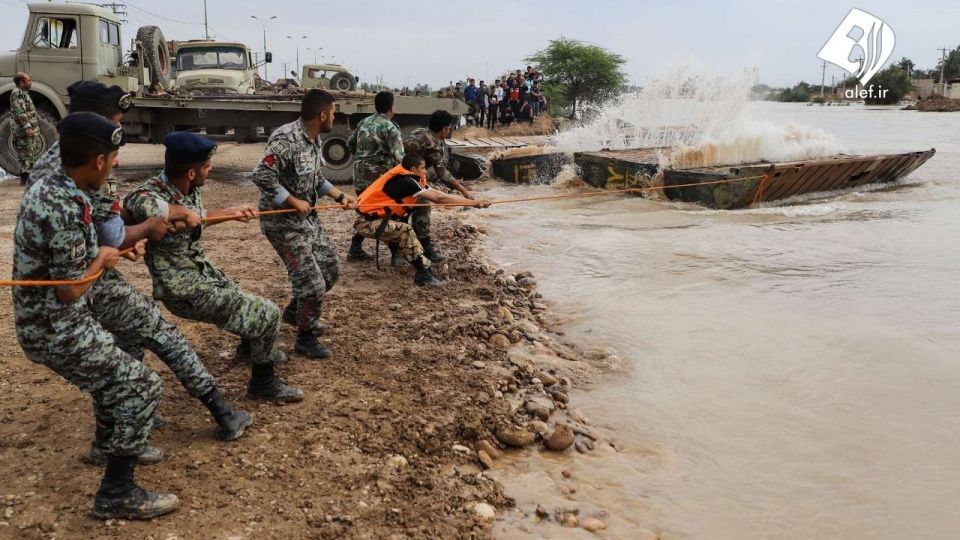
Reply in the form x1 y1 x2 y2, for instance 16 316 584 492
354 152 490 286
10 72 45 186
124 132 304 403
345 91 404 261
12 112 178 519
252 89 355 359
29 81 252 457
403 110 475 262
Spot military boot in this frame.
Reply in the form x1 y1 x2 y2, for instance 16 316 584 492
295 330 332 359
247 363 304 403
347 234 373 261
202 388 252 441
420 236 446 262
388 242 408 267
92 455 179 520
413 259 443 287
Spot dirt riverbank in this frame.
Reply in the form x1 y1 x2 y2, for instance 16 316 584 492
0 150 617 539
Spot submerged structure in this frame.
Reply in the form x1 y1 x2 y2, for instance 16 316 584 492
447 136 936 210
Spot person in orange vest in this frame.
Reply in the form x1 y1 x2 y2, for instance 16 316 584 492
354 153 491 286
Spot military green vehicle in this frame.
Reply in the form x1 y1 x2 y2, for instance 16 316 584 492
172 40 267 96
0 2 467 181
301 64 358 92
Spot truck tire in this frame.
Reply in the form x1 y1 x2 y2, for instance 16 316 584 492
330 72 355 92
137 26 171 90
233 126 253 143
0 109 58 175
320 123 353 183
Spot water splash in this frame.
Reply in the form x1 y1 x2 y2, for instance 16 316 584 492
547 64 845 169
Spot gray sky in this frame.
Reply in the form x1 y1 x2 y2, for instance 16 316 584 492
1 0 955 88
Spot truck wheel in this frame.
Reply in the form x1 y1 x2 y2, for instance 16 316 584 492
137 26 171 90
233 127 254 143
320 125 353 183
331 72 355 92
0 109 58 175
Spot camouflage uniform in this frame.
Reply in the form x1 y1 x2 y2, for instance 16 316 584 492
10 87 44 174
124 172 283 365
12 167 161 457
403 128 458 238
30 143 216 399
346 113 404 194
251 119 340 336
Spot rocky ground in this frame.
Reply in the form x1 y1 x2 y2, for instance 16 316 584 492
0 151 615 539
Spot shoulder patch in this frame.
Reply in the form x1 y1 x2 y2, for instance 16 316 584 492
262 154 277 167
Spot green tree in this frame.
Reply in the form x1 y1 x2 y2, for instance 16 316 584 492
778 81 812 102
526 37 627 119
864 65 911 104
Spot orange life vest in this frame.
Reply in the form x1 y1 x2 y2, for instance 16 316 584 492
356 165 427 219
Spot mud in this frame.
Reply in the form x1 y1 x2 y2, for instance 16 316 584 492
0 157 605 539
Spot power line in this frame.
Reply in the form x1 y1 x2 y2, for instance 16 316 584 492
124 0 205 26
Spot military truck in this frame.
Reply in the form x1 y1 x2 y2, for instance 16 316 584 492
172 40 266 96
301 64 358 92
0 2 467 181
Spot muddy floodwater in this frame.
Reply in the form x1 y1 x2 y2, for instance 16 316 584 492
483 102 960 539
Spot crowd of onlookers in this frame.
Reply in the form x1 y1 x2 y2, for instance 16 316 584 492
438 66 548 130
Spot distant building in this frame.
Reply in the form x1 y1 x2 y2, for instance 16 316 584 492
913 78 936 98
947 80 960 100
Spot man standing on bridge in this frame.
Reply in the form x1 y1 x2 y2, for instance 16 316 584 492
10 72 44 186
345 91 404 261
252 89 355 360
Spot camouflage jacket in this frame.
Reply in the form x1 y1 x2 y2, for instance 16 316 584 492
123 172 230 300
346 113 404 184
10 87 38 133
251 118 334 231
403 128 456 187
29 142 125 246
12 166 100 358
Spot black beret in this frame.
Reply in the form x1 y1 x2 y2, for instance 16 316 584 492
58 112 125 149
163 132 217 164
68 80 134 113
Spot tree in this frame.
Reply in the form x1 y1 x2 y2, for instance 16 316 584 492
526 37 627 119
864 65 911 104
778 81 812 102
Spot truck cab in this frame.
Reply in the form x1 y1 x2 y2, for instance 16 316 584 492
173 41 259 95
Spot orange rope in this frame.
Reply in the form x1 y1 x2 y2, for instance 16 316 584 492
0 247 135 288
1 174 766 287
751 175 770 207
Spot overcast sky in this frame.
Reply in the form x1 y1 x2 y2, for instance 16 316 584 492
1 0 955 88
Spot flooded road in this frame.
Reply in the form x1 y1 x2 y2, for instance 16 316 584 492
483 103 960 539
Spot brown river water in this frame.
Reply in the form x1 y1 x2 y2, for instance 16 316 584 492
482 102 960 539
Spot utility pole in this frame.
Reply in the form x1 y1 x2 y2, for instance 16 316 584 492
938 47 949 95
251 15 277 82
287 35 308 77
203 0 210 39
820 60 827 96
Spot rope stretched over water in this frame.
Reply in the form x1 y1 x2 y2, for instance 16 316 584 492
0 174 768 287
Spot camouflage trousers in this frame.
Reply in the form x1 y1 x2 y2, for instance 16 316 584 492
162 281 282 365
89 269 216 399
352 166 386 196
13 131 43 173
263 221 340 335
410 205 431 239
24 303 161 457
353 215 430 267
